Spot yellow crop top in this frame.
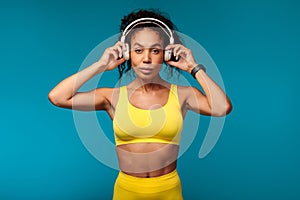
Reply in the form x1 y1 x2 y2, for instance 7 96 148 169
113 84 183 146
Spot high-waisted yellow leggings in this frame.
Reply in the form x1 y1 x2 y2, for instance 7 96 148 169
113 170 184 200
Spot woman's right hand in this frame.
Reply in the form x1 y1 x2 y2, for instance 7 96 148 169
98 41 126 71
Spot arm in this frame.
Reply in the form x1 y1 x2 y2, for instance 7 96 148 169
166 44 232 116
48 42 126 111
187 70 232 116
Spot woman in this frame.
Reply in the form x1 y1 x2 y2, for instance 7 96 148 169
48 9 232 200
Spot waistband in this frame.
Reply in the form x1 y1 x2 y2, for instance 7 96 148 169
116 170 181 194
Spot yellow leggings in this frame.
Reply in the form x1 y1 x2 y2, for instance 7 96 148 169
113 170 183 200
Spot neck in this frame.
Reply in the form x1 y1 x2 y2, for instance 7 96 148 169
133 76 165 92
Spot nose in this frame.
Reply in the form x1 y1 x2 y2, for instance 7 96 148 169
142 50 151 63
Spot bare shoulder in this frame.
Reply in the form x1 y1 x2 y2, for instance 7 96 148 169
176 85 201 97
176 85 205 105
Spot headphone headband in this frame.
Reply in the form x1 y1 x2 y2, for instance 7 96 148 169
120 17 174 44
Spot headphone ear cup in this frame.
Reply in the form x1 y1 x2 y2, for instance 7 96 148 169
123 43 130 60
164 49 172 61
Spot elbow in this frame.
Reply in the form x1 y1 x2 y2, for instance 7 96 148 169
48 91 59 106
48 91 65 107
212 101 233 117
224 102 233 116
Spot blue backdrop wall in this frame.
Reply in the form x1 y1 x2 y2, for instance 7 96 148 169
0 0 299 199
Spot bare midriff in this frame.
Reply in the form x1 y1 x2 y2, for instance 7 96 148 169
116 142 179 178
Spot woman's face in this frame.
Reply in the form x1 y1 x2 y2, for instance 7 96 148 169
130 28 164 80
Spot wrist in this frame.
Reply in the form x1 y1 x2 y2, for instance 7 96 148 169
187 62 198 73
93 61 108 73
190 64 206 79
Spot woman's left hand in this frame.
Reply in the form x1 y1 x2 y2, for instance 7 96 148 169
165 44 198 73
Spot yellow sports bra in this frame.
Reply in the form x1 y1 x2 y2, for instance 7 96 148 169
113 84 183 146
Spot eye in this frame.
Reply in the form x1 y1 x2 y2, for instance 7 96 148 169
152 49 160 54
134 49 143 54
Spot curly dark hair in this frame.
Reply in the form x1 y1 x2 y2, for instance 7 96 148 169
118 9 182 79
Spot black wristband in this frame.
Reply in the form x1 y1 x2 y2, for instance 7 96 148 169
191 64 206 79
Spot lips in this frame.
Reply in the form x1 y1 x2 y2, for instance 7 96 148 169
139 67 153 74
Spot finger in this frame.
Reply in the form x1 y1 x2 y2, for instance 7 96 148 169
165 44 181 50
119 41 126 50
116 41 126 51
174 48 187 60
115 57 126 65
115 42 124 53
116 46 122 58
165 44 174 50
173 46 181 56
109 48 119 59
115 41 123 48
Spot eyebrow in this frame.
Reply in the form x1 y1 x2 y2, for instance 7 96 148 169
132 42 162 48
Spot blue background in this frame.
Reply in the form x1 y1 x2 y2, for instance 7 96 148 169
0 0 299 199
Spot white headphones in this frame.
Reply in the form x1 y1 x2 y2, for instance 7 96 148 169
120 17 175 61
